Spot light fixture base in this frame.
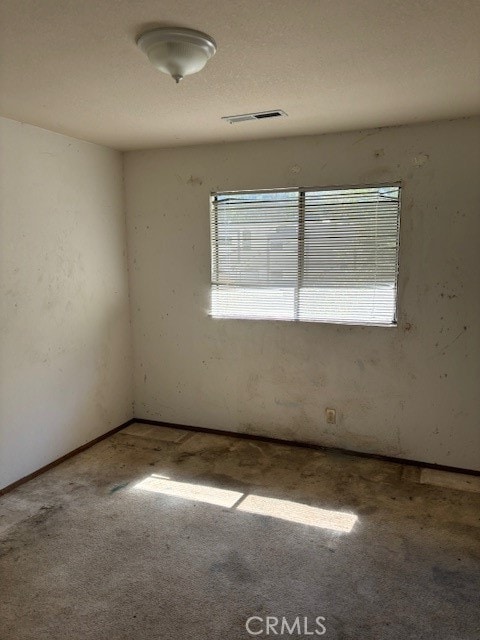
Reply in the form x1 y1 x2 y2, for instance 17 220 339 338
137 27 217 83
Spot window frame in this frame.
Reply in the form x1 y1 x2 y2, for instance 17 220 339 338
210 182 402 327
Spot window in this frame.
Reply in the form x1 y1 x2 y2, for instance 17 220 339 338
210 184 401 326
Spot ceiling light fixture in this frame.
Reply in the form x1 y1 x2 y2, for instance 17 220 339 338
137 27 217 84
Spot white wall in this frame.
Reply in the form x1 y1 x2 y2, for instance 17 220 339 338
0 117 133 489
125 117 480 471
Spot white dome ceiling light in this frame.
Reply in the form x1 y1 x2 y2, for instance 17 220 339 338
137 27 217 84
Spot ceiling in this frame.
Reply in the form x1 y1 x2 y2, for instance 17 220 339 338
1 0 479 150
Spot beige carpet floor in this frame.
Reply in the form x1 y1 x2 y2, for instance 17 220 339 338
1 422 479 639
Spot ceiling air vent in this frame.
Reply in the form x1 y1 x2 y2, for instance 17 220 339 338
222 110 287 124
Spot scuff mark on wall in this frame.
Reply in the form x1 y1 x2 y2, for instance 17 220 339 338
274 399 301 409
187 175 203 186
437 326 468 356
413 153 429 167
351 129 380 145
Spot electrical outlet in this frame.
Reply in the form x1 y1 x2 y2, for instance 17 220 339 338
325 408 336 424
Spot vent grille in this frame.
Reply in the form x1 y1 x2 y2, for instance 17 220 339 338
222 110 287 124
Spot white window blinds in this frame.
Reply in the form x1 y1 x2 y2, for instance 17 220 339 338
210 184 400 326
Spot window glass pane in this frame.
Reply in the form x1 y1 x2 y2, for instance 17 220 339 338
213 191 298 287
301 186 400 324
210 185 400 325
211 286 295 320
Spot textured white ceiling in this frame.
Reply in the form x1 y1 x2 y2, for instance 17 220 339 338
1 0 479 150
